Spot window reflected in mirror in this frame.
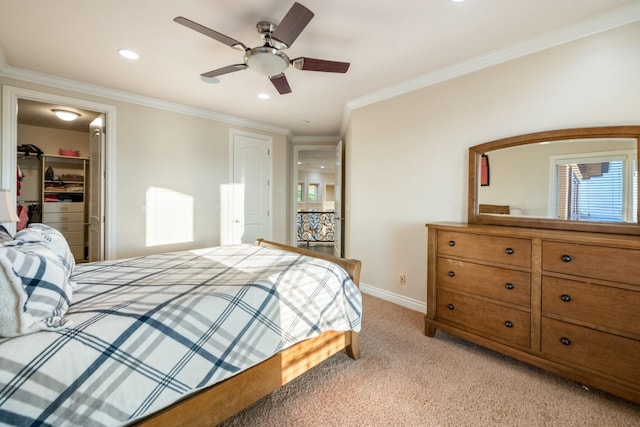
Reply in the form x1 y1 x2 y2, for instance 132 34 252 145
552 153 637 223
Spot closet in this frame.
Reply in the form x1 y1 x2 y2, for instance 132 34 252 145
16 109 91 262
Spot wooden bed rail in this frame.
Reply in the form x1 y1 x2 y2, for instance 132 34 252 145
255 239 362 287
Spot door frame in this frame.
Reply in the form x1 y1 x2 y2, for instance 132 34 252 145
1 86 116 259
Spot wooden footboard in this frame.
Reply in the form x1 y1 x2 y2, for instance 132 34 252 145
134 240 362 426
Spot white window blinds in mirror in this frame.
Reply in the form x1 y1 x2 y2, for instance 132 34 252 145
552 151 637 223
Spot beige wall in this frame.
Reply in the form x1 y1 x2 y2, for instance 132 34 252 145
1 78 290 259
345 21 640 310
18 124 89 156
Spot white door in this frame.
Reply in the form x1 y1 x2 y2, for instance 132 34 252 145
227 131 272 244
88 115 105 261
334 140 343 257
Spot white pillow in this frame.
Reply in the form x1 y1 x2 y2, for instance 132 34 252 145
12 223 75 277
0 242 74 337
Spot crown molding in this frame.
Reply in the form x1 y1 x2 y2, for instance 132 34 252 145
291 135 341 144
0 65 292 138
341 1 640 135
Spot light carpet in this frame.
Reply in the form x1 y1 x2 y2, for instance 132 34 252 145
221 293 640 426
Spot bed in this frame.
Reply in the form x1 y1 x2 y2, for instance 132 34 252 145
0 224 362 426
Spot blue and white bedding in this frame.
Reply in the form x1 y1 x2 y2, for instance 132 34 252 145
0 243 362 426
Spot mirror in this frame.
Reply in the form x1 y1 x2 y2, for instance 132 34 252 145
469 126 640 235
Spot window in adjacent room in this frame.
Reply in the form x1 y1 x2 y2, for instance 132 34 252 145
297 182 304 202
308 183 319 202
551 150 637 223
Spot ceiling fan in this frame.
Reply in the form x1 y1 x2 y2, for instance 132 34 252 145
174 2 350 95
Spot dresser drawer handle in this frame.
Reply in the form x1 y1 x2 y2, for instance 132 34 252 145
448 240 455 247
447 304 455 310
505 283 514 290
560 337 571 346
505 248 514 255
561 254 572 263
504 321 513 328
448 271 455 277
561 294 572 302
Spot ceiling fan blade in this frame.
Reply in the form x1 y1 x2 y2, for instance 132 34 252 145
271 2 314 48
269 74 292 94
174 16 247 51
291 57 350 73
201 64 248 78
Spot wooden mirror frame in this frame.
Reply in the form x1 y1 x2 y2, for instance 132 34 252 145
468 126 640 235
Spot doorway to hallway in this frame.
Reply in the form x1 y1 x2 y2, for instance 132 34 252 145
292 143 342 257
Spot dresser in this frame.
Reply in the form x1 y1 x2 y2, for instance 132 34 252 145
425 222 640 404
42 202 85 261
42 155 87 262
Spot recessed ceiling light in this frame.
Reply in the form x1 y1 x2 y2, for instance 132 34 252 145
118 49 139 60
52 109 81 121
451 0 465 2
258 93 270 100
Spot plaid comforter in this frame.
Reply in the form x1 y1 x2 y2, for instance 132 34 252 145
0 244 362 426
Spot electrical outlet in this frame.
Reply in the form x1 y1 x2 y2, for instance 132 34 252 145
399 274 406 285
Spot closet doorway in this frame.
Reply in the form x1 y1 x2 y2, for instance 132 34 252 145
292 143 343 257
2 86 116 260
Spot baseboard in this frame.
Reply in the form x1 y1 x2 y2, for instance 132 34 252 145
359 283 426 314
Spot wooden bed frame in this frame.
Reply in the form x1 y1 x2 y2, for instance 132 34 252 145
134 239 362 426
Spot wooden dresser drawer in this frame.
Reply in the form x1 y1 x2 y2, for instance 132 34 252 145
542 241 640 286
542 276 640 336
541 317 640 385
70 245 85 261
43 202 84 213
46 221 84 234
437 231 531 268
437 258 531 307
47 228 84 246
437 288 530 348
43 212 84 223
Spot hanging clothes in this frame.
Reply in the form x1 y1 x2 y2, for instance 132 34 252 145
16 205 28 230
17 165 23 196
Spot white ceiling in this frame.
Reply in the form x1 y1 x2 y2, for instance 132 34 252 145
1 0 638 138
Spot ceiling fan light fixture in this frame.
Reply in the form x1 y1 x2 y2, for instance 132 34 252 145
200 75 220 84
245 47 289 76
52 109 81 121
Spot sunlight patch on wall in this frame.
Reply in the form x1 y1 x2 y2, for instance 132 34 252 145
145 187 193 246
